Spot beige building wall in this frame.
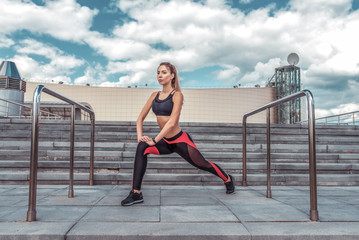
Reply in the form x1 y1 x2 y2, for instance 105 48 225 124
24 82 276 123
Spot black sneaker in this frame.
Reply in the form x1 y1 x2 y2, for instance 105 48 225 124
225 175 235 194
121 190 144 206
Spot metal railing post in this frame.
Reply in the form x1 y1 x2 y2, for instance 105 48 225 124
27 85 44 222
242 120 247 186
266 108 272 198
306 91 319 221
353 113 355 126
68 105 75 198
90 116 95 185
6 102 9 118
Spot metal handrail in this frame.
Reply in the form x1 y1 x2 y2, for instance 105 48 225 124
27 85 95 222
242 89 318 221
298 110 359 126
0 97 63 119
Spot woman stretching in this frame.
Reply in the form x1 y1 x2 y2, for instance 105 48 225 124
121 62 235 206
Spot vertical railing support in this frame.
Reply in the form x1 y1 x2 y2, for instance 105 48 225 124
27 85 43 222
266 108 272 198
6 102 9 118
68 105 75 198
90 116 95 185
306 91 319 221
353 113 355 126
242 121 247 186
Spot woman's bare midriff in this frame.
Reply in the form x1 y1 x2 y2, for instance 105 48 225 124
156 116 181 138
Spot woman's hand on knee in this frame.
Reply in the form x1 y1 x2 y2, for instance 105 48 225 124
138 136 151 143
138 136 156 146
146 139 155 146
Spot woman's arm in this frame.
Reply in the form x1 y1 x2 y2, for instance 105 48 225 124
136 92 157 142
152 92 183 143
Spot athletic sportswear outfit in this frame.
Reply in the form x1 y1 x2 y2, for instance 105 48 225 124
131 90 230 191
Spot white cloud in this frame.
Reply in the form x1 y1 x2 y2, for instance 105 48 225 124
11 54 73 84
12 39 84 83
205 0 231 8
213 65 241 83
86 33 154 61
74 64 108 86
16 39 58 57
239 0 253 4
239 58 281 87
289 0 352 15
99 0 359 97
117 0 163 13
316 103 359 118
106 58 161 86
0 0 98 42
16 39 83 69
0 35 14 48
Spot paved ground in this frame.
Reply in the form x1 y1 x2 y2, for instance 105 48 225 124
0 184 359 239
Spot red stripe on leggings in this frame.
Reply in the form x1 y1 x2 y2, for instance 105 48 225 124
144 146 160 155
208 161 228 181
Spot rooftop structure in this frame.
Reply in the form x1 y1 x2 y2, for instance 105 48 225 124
0 61 26 92
0 61 21 79
266 53 302 124
275 65 301 124
0 61 26 118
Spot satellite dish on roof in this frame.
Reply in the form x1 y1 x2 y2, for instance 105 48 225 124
287 53 299 66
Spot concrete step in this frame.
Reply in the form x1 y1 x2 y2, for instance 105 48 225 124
1 120 359 186
1 135 358 145
1 160 357 175
1 171 359 185
2 141 359 156
2 149 356 162
1 150 359 165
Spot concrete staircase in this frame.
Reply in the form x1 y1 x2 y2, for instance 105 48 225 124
1 119 359 186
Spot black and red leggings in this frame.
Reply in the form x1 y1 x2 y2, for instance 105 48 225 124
132 130 229 190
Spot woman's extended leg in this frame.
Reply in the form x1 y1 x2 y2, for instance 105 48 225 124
166 131 235 193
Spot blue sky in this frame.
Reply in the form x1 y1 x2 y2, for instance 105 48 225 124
0 0 359 117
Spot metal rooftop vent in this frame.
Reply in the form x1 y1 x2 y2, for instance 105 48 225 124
0 61 21 79
0 61 26 92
